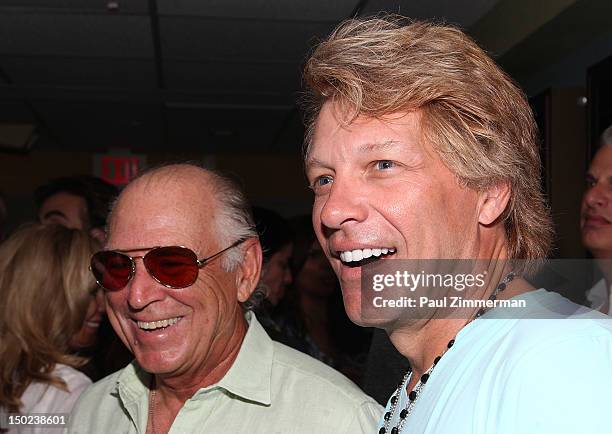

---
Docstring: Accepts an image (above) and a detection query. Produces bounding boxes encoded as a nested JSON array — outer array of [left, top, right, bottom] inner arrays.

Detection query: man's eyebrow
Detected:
[[357, 140, 403, 153], [306, 140, 404, 169], [305, 157, 328, 170]]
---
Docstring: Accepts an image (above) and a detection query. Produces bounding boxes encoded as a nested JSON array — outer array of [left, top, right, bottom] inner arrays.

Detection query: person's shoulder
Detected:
[[492, 313, 612, 433], [54, 364, 92, 392], [271, 340, 378, 405]]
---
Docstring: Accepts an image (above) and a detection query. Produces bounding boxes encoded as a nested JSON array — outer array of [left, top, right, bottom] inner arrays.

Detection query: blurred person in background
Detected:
[[35, 175, 130, 379], [249, 207, 294, 337], [0, 224, 100, 430], [278, 215, 371, 384], [582, 125, 612, 315], [35, 175, 118, 244]]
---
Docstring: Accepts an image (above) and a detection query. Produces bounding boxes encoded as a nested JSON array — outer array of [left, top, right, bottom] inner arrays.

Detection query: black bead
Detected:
[[433, 356, 441, 365], [421, 373, 430, 383], [384, 412, 391, 421], [391, 428, 399, 434], [400, 409, 408, 419], [408, 390, 417, 401], [447, 339, 455, 348], [391, 396, 398, 405], [379, 428, 386, 434], [498, 282, 506, 291]]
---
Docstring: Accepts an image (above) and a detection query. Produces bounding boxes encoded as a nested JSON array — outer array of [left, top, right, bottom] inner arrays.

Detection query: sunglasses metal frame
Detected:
[[91, 238, 245, 291]]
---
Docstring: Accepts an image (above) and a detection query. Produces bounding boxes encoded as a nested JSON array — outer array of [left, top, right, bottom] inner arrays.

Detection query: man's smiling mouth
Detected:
[[339, 247, 396, 266], [137, 316, 182, 331]]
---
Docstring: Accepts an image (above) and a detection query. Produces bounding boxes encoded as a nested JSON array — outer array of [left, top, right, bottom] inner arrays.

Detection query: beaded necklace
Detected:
[[379, 272, 515, 434]]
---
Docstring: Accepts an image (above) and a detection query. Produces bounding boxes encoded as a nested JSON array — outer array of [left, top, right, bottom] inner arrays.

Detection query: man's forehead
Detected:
[[107, 178, 214, 249], [589, 145, 612, 173], [306, 106, 425, 167]]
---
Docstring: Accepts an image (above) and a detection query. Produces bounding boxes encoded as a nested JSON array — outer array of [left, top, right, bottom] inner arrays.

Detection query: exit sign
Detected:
[[94, 151, 146, 186]]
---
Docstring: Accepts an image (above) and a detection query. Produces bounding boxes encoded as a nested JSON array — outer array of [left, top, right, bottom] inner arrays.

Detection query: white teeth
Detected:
[[339, 247, 395, 263], [137, 317, 180, 330]]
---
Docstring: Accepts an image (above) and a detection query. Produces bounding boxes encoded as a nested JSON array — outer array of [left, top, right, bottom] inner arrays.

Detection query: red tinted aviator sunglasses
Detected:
[[90, 239, 245, 291]]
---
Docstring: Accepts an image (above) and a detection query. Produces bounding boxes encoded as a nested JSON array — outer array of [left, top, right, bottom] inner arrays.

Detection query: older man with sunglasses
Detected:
[[67, 164, 381, 433]]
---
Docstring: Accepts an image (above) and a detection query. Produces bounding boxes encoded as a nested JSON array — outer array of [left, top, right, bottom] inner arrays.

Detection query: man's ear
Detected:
[[235, 237, 262, 303], [478, 182, 511, 226]]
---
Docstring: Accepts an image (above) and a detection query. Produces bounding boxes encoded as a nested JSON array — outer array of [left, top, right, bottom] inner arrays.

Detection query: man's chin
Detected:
[[132, 349, 183, 375], [343, 300, 395, 328]]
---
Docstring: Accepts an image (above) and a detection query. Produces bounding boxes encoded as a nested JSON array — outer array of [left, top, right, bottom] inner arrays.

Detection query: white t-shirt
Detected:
[[2, 364, 91, 434], [378, 289, 612, 434]]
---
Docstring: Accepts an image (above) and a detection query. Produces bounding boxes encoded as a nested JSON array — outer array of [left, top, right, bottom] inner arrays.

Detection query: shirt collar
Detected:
[[114, 311, 273, 406], [215, 311, 273, 405]]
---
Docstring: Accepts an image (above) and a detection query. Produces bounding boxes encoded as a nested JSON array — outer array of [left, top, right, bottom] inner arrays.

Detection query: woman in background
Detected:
[[280, 216, 372, 385], [249, 207, 294, 338], [0, 224, 99, 428]]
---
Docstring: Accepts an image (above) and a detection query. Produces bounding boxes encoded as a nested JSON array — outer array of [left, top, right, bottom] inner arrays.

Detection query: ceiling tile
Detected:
[[159, 0, 357, 21], [0, 101, 36, 121], [0, 13, 153, 57], [0, 1, 148, 14], [362, 0, 500, 27], [161, 17, 336, 63], [2, 57, 157, 88], [31, 101, 164, 150], [164, 60, 300, 94], [166, 106, 291, 150]]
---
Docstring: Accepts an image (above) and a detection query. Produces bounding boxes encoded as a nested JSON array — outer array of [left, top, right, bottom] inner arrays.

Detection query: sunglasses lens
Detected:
[[91, 251, 133, 291], [144, 246, 199, 288]]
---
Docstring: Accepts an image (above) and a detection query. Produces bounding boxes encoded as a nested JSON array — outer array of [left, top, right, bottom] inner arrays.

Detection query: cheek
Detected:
[[105, 293, 127, 324], [312, 200, 325, 231]]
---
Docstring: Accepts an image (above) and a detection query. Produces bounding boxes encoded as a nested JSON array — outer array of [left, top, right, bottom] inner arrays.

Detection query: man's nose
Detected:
[[584, 183, 609, 208], [318, 177, 367, 231], [126, 258, 166, 310]]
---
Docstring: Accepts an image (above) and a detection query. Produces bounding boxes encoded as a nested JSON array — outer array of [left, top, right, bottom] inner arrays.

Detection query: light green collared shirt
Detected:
[[66, 313, 382, 433]]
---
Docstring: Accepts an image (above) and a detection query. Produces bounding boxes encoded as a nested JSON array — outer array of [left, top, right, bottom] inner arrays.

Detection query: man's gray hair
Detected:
[[207, 171, 257, 272], [600, 125, 612, 147]]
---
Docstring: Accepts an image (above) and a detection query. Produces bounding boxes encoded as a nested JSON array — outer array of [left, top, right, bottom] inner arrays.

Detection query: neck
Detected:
[[388, 318, 466, 382]]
